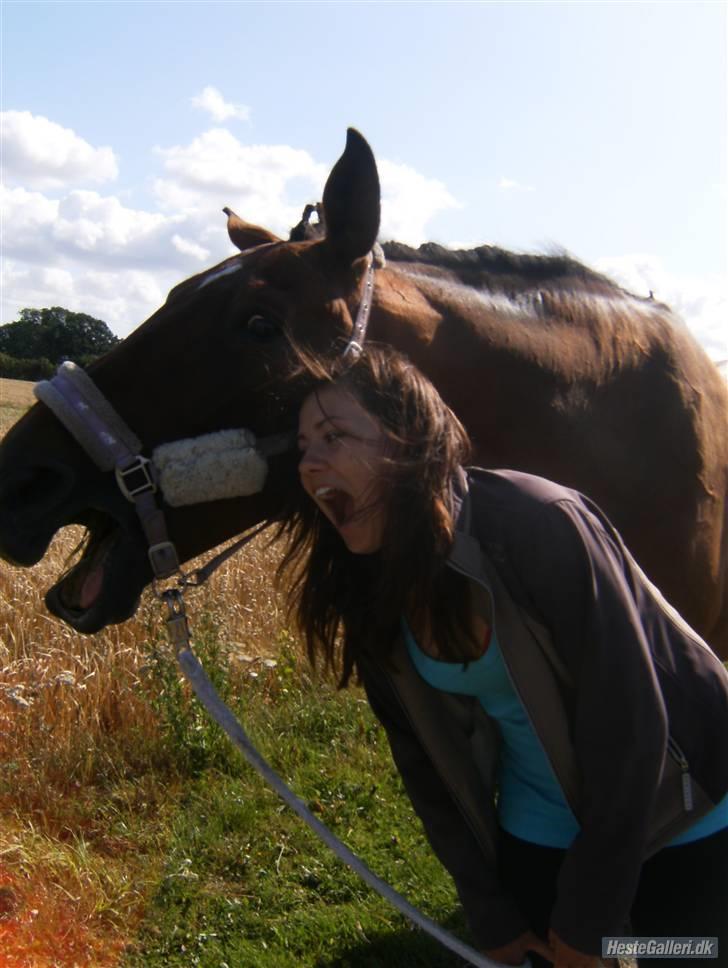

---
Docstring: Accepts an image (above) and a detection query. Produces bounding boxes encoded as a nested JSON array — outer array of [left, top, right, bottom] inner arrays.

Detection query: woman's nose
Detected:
[[299, 442, 326, 474]]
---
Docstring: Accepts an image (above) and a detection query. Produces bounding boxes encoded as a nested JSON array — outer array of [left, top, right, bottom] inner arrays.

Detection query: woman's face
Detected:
[[298, 384, 389, 554]]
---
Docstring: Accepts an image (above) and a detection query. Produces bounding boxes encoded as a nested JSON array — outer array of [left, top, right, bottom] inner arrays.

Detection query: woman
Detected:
[[280, 345, 728, 968]]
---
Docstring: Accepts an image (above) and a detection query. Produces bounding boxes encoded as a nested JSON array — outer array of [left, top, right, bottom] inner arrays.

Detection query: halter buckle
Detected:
[[148, 540, 181, 580], [115, 455, 157, 502]]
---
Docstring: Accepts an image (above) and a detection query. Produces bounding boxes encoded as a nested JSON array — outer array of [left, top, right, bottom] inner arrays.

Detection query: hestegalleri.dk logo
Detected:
[[602, 937, 719, 959]]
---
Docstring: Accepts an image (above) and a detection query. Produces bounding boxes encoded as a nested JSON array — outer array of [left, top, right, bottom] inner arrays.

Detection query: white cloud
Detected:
[[1, 258, 170, 336], [153, 128, 328, 236], [154, 132, 459, 247], [594, 253, 728, 362], [53, 190, 173, 255], [498, 176, 535, 193], [0, 185, 60, 258], [378, 159, 459, 245], [171, 234, 210, 261], [0, 110, 118, 189], [0, 184, 207, 271], [191, 86, 251, 123]]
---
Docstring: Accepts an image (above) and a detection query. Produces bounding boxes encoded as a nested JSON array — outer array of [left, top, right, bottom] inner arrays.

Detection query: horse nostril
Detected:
[[0, 465, 76, 517]]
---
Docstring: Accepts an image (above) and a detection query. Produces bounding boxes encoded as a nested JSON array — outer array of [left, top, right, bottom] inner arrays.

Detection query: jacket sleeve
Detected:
[[359, 657, 530, 950], [506, 495, 670, 954]]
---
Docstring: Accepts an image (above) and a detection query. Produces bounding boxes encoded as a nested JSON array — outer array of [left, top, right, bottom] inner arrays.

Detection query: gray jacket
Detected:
[[358, 468, 728, 954]]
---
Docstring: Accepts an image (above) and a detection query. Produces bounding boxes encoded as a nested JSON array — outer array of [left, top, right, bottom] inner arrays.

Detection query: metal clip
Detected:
[[116, 455, 157, 502], [162, 589, 190, 651]]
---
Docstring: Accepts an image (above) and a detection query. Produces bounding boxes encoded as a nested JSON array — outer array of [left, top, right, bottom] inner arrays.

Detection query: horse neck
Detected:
[[369, 259, 660, 381]]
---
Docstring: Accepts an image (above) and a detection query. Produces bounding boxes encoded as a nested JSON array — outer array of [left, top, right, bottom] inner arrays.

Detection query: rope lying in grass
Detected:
[[176, 643, 520, 968]]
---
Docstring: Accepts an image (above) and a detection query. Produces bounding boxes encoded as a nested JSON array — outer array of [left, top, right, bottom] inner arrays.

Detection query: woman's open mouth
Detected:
[[315, 486, 355, 528]]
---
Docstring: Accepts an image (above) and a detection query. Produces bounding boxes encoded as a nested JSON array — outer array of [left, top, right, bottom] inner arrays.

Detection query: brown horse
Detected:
[[0, 129, 726, 657]]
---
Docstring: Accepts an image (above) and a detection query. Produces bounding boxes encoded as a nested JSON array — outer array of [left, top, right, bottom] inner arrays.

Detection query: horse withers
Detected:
[[0, 129, 726, 658]]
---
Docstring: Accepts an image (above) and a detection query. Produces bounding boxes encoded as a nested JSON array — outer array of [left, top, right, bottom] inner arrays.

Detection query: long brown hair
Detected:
[[277, 345, 476, 686]]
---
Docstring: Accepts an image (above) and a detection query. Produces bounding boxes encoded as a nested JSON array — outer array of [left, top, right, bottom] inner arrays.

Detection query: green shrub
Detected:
[[0, 352, 54, 380]]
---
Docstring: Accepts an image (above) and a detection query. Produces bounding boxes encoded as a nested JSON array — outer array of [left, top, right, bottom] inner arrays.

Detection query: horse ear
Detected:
[[321, 129, 380, 265], [223, 207, 281, 251]]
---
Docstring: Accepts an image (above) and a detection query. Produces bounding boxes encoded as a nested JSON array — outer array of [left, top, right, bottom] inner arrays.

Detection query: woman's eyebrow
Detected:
[[312, 414, 346, 433], [296, 414, 345, 447]]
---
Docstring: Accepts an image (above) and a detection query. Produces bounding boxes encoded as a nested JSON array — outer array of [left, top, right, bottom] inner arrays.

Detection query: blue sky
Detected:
[[1, 1, 726, 360]]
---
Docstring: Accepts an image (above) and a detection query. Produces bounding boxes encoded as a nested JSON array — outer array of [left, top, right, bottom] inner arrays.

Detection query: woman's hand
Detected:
[[548, 930, 617, 968], [484, 929, 555, 965]]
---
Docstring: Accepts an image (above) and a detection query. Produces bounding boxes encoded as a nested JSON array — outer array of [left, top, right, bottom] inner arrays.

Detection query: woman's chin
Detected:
[[339, 523, 383, 555]]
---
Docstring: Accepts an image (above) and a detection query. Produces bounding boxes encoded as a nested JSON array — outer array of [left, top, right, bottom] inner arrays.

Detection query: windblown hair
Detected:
[[277, 345, 477, 687]]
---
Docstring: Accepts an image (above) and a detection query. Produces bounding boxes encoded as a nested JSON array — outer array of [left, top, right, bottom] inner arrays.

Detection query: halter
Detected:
[[343, 250, 375, 358], [32, 249, 508, 968], [33, 249, 378, 582]]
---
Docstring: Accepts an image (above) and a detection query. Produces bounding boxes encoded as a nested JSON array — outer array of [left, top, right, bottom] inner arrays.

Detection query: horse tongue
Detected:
[[80, 565, 104, 610]]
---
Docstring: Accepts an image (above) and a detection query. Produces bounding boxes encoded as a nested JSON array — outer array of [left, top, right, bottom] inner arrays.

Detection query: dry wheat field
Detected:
[[0, 378, 292, 965]]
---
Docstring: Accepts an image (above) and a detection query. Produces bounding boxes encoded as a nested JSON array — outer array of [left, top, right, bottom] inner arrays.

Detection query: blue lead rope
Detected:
[[34, 359, 523, 968], [175, 642, 524, 968]]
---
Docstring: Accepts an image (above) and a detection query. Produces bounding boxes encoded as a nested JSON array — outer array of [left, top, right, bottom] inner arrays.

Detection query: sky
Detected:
[[1, 1, 726, 361]]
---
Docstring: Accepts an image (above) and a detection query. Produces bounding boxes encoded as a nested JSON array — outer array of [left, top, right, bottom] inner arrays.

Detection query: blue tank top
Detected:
[[402, 618, 728, 849]]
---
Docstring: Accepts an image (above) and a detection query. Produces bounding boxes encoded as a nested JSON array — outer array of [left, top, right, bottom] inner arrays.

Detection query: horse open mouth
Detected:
[[46, 510, 141, 631]]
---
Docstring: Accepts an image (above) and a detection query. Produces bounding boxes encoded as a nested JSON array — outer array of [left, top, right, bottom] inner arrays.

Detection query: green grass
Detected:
[[122, 634, 473, 967]]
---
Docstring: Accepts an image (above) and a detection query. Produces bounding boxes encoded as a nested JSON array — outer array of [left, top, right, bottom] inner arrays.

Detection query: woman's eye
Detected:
[[324, 431, 343, 445], [245, 314, 280, 340]]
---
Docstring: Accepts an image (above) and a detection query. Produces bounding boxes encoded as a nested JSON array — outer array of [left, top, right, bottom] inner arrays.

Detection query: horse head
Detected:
[[0, 129, 384, 632]]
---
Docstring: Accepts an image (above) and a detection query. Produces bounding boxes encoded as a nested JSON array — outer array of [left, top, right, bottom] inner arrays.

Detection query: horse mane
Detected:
[[381, 241, 619, 293], [285, 204, 619, 293]]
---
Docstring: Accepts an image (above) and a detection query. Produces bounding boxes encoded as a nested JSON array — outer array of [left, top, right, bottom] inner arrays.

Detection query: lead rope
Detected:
[[162, 584, 508, 968], [33, 252, 523, 965], [35, 365, 513, 968]]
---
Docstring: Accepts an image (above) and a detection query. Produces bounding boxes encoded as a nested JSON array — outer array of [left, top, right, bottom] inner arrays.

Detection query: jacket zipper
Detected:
[[667, 737, 694, 812]]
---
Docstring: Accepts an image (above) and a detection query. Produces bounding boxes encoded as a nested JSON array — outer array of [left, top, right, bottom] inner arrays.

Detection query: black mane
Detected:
[[381, 241, 613, 288], [287, 206, 618, 291]]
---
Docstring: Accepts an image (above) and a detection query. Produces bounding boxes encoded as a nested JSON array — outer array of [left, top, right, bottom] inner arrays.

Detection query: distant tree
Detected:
[[0, 307, 120, 364]]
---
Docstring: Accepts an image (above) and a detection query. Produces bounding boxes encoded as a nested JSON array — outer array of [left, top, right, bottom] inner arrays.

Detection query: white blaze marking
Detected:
[[196, 261, 244, 291]]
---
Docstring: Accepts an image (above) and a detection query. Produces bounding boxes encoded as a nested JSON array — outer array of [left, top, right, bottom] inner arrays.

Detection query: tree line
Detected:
[[0, 307, 120, 380]]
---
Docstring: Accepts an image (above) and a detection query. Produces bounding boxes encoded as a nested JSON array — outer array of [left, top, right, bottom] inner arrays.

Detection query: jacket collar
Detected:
[[449, 467, 486, 580]]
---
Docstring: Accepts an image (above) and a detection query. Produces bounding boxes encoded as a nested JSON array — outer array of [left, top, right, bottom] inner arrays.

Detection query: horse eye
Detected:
[[245, 314, 280, 340]]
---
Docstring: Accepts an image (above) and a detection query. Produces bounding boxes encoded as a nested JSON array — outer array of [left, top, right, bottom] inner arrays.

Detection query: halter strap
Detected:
[[35, 362, 141, 472], [35, 361, 181, 579], [343, 252, 375, 358]]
